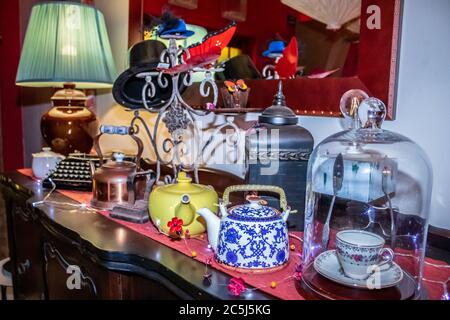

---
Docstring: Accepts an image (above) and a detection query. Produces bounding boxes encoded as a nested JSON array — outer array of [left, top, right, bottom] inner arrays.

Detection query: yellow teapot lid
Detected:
[[158, 171, 214, 195], [176, 171, 192, 183]]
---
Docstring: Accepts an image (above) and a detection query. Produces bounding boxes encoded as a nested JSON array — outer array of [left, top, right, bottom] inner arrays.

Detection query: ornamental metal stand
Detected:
[[128, 37, 240, 184]]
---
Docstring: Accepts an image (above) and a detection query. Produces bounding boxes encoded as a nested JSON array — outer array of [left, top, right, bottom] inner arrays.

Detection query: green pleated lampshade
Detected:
[[16, 2, 117, 89]]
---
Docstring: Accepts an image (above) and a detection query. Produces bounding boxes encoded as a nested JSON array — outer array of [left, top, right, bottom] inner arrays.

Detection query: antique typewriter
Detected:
[[42, 153, 101, 191]]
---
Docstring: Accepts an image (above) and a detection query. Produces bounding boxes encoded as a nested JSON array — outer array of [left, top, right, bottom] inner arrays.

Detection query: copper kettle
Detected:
[[91, 125, 151, 210]]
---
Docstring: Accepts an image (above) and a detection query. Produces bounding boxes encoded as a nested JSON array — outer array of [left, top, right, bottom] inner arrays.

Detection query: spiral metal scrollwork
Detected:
[[127, 38, 239, 184]]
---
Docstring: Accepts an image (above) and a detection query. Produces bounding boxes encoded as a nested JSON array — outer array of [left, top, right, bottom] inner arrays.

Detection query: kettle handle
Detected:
[[222, 185, 289, 212], [94, 125, 144, 169]]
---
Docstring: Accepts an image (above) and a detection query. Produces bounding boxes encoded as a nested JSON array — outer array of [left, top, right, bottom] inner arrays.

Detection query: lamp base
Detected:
[[41, 84, 99, 155], [41, 106, 98, 156]]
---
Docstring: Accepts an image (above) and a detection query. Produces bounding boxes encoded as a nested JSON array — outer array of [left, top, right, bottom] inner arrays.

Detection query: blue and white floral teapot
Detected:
[[197, 185, 293, 271]]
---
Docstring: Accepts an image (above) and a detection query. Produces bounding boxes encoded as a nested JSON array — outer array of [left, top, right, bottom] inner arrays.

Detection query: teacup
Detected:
[[336, 230, 394, 280]]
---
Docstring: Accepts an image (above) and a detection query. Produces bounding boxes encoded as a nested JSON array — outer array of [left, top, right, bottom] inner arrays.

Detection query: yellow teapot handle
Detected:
[[222, 185, 289, 212]]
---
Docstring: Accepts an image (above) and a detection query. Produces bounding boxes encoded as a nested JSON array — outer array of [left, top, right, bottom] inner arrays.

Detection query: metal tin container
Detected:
[[245, 82, 314, 230]]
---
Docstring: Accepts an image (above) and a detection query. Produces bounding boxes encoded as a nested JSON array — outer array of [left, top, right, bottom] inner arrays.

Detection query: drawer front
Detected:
[[42, 238, 187, 300], [10, 202, 46, 300], [42, 238, 115, 300]]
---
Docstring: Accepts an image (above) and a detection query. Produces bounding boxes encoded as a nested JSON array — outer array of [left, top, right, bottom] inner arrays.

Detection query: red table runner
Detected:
[[18, 169, 450, 300]]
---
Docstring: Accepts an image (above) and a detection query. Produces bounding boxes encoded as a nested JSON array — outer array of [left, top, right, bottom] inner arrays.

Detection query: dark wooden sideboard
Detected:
[[1, 171, 449, 300], [0, 172, 273, 300]]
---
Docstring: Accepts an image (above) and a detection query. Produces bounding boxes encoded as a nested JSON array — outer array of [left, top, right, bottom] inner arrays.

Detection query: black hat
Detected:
[[113, 40, 184, 110], [215, 55, 262, 80]]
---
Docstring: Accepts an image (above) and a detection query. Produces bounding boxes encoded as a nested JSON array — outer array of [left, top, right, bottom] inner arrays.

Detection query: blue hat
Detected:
[[159, 19, 194, 39], [263, 40, 286, 58]]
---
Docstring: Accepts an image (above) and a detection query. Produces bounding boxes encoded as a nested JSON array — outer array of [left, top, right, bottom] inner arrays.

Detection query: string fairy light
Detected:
[[32, 179, 94, 212], [394, 252, 450, 300], [422, 277, 450, 300]]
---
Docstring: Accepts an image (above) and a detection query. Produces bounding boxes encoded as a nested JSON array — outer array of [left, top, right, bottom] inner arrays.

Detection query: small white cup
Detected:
[[32, 147, 64, 180], [336, 230, 394, 280]]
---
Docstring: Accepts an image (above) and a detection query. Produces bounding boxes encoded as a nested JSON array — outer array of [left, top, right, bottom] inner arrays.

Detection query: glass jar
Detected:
[[302, 93, 432, 300]]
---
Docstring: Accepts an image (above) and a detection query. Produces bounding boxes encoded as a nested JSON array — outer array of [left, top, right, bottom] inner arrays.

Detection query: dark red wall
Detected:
[[0, 1, 24, 170], [143, 0, 298, 69]]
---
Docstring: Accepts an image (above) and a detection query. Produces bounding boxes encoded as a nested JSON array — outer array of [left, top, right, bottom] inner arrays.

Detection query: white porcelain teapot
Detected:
[[197, 185, 293, 271], [32, 147, 65, 179]]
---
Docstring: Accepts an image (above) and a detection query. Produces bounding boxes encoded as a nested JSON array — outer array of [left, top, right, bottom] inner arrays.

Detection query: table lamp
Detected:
[[16, 2, 117, 155]]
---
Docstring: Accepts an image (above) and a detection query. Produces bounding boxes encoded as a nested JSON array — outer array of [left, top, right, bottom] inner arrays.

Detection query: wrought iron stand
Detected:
[[128, 37, 240, 184]]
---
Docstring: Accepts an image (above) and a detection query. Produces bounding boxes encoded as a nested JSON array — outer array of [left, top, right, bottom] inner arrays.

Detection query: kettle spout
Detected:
[[197, 208, 220, 252]]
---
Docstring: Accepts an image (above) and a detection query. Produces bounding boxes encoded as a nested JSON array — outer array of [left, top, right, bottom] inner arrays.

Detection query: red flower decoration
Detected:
[[227, 277, 246, 297], [353, 254, 363, 262], [167, 217, 183, 235]]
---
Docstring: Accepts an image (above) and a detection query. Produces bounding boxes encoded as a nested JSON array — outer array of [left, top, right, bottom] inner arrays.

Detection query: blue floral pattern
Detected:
[[225, 228, 240, 244], [229, 204, 279, 220], [226, 251, 238, 264], [276, 250, 286, 263], [216, 219, 289, 269]]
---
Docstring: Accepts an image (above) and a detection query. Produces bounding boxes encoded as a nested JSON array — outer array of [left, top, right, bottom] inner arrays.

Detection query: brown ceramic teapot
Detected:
[[91, 125, 151, 210]]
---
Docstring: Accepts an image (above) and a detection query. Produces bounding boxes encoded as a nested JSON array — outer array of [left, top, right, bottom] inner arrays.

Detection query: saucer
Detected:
[[314, 250, 403, 289]]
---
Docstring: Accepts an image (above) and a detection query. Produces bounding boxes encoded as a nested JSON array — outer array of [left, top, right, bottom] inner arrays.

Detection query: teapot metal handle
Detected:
[[94, 125, 144, 170], [222, 185, 289, 212]]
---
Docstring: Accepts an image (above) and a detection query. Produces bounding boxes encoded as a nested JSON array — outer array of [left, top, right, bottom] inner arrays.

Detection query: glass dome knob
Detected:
[[340, 89, 369, 129], [358, 97, 387, 129]]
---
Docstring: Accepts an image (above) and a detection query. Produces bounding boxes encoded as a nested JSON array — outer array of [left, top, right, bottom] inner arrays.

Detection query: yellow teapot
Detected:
[[148, 172, 218, 236]]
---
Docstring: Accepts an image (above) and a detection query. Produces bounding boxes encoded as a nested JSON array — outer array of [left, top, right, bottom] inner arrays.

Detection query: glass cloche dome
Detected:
[[301, 92, 433, 300]]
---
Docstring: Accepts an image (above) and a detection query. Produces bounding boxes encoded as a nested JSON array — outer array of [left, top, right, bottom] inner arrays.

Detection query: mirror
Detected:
[[128, 0, 402, 119]]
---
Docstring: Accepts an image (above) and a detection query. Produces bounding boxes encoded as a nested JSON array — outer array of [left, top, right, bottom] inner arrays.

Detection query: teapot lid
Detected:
[[103, 152, 136, 170], [176, 171, 192, 183], [32, 147, 64, 158], [158, 171, 215, 195], [229, 196, 280, 221]]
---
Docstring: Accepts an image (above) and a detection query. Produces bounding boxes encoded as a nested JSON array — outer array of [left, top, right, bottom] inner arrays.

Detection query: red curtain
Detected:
[[0, 0, 24, 170]]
